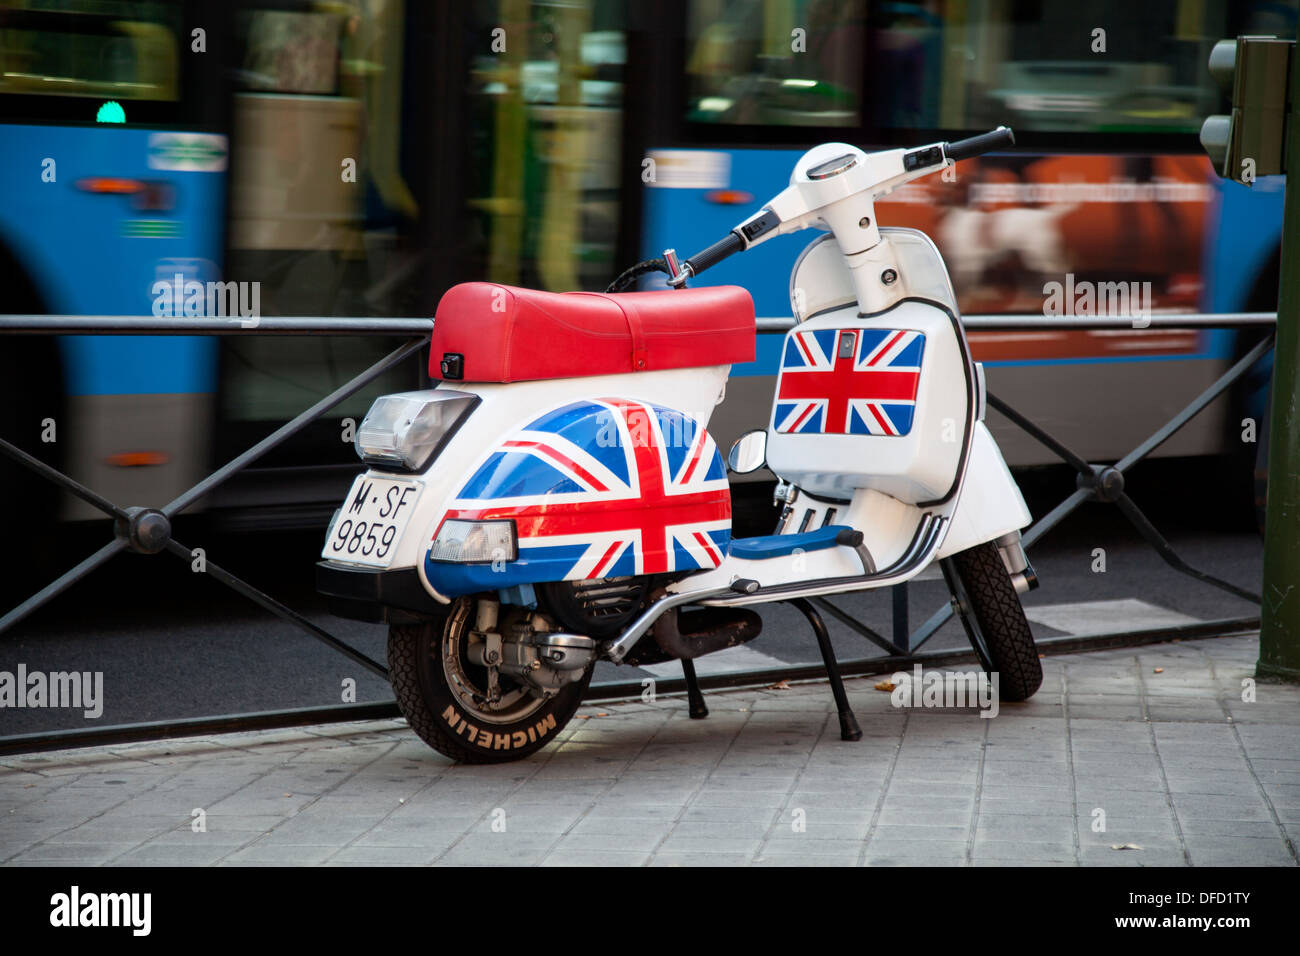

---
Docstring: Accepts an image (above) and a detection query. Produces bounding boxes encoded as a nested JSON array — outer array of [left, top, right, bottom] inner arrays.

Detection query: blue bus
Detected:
[[0, 0, 1289, 574], [1, 0, 630, 553], [1, 1, 441, 547], [630, 0, 1289, 475]]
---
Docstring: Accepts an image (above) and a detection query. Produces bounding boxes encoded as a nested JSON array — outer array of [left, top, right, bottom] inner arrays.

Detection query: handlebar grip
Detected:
[[684, 231, 745, 277], [944, 126, 1015, 163]]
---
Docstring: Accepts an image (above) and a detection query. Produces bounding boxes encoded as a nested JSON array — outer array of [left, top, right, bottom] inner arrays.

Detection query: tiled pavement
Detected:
[[1, 633, 1297, 867]]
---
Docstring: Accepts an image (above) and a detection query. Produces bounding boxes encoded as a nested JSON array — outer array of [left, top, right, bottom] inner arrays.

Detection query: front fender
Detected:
[[936, 422, 1031, 558]]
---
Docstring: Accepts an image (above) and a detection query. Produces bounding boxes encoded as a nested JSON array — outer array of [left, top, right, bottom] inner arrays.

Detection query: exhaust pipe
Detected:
[[652, 606, 763, 660]]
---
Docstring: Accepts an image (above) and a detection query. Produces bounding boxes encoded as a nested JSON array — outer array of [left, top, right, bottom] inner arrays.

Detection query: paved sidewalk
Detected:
[[2, 634, 1297, 867]]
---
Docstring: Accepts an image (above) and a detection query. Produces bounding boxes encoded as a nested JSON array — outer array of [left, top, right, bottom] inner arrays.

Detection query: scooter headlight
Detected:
[[429, 519, 517, 563], [355, 390, 478, 472]]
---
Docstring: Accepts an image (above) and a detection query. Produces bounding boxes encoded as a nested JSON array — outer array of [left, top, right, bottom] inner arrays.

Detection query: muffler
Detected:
[[652, 606, 763, 660]]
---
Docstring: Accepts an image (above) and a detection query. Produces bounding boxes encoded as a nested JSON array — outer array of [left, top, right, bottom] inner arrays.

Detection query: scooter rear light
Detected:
[[355, 390, 478, 472], [429, 519, 517, 564]]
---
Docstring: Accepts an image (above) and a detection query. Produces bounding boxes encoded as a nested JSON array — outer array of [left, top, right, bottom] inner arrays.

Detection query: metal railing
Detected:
[[0, 311, 1273, 755], [0, 316, 431, 682]]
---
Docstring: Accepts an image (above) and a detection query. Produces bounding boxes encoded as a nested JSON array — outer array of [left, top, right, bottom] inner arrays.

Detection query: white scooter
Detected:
[[318, 126, 1041, 763]]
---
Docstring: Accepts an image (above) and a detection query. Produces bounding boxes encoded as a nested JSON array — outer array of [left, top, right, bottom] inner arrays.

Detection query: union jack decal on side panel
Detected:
[[426, 399, 731, 595], [774, 327, 925, 436]]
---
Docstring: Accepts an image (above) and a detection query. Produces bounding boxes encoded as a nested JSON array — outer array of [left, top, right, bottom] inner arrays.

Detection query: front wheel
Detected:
[[941, 541, 1043, 702], [388, 598, 591, 763]]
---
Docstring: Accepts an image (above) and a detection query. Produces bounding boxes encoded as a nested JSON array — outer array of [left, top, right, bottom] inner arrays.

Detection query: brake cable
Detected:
[[604, 258, 674, 294]]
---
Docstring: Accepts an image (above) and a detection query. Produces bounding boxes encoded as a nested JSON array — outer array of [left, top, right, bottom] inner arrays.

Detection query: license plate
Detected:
[[321, 475, 421, 568]]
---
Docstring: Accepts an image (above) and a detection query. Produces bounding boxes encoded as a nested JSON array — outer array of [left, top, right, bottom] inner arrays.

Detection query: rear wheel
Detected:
[[942, 541, 1042, 702], [388, 597, 591, 763]]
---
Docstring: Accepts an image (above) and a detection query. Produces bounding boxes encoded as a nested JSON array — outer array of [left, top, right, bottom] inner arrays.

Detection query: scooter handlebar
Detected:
[[667, 128, 1013, 286], [944, 126, 1015, 163], [683, 231, 745, 279]]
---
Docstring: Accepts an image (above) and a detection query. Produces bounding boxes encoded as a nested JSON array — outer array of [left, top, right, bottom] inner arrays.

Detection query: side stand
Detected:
[[788, 598, 862, 741], [680, 658, 709, 718]]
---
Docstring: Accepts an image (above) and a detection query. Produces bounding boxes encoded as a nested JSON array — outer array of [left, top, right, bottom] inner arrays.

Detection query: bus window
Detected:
[[875, 0, 1297, 137], [679, 1, 1298, 143], [464, 0, 627, 293], [685, 0, 864, 126], [237, 7, 343, 95], [0, 1, 180, 102], [218, 0, 419, 470]]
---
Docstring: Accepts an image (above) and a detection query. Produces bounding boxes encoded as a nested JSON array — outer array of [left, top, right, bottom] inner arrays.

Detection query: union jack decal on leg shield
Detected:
[[774, 327, 925, 436], [424, 399, 731, 596]]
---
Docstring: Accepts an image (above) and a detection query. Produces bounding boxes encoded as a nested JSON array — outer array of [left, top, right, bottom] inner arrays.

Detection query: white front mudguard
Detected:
[[935, 421, 1031, 558]]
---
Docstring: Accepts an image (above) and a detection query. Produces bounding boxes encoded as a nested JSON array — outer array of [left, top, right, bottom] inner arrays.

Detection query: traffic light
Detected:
[[1199, 36, 1292, 185]]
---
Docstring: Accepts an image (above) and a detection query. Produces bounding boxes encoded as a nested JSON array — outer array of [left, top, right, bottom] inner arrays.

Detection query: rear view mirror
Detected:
[[728, 430, 768, 474]]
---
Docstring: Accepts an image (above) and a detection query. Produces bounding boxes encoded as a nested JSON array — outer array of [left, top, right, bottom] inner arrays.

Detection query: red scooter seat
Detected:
[[429, 282, 755, 383]]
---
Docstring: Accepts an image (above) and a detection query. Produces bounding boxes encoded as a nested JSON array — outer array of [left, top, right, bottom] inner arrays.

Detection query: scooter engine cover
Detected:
[[765, 299, 973, 503], [421, 398, 732, 597]]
